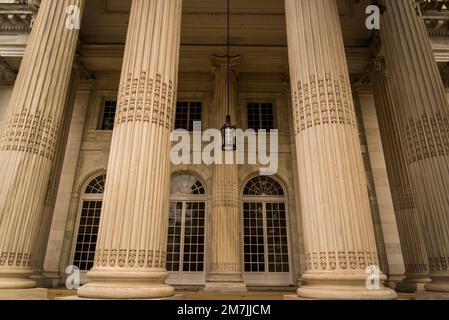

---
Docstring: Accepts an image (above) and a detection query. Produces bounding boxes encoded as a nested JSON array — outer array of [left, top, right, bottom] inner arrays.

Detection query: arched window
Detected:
[[167, 174, 207, 285], [243, 176, 291, 285], [72, 174, 106, 271], [244, 176, 284, 196]]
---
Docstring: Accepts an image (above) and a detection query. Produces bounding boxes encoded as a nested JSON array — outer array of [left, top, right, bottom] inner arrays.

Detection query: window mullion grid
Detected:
[[179, 202, 187, 273], [262, 202, 269, 276]]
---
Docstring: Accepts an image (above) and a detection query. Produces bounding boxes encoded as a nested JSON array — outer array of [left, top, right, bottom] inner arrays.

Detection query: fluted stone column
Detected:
[[204, 56, 246, 293], [381, 0, 449, 292], [285, 0, 396, 299], [31, 61, 80, 287], [77, 0, 182, 299], [368, 57, 430, 292], [0, 0, 85, 289]]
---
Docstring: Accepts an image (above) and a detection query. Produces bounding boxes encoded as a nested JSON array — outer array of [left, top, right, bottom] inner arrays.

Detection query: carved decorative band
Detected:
[[390, 185, 415, 211], [115, 72, 176, 130], [402, 113, 449, 165], [305, 251, 379, 271], [94, 249, 167, 269], [0, 252, 32, 268], [429, 256, 449, 272], [211, 263, 241, 273], [292, 73, 357, 135], [0, 110, 59, 160], [213, 183, 239, 208], [405, 262, 429, 274]]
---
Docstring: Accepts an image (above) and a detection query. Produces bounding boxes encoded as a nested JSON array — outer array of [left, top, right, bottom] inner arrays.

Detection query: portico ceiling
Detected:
[[81, 0, 372, 46], [80, 0, 373, 74]]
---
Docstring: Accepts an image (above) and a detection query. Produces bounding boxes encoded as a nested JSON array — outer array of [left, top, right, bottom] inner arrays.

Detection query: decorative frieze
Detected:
[[402, 113, 449, 165], [95, 249, 167, 269], [292, 73, 356, 135], [305, 251, 379, 271], [0, 110, 59, 161], [115, 73, 175, 130], [0, 252, 32, 268]]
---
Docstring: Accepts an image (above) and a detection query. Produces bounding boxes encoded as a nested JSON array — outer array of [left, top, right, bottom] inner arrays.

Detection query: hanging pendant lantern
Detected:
[[221, 0, 237, 152], [222, 115, 236, 151]]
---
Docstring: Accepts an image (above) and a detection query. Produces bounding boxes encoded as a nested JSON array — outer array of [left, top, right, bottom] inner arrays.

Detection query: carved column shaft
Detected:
[[78, 0, 183, 299], [205, 57, 246, 292], [369, 57, 430, 292], [381, 0, 449, 292], [285, 0, 395, 299], [0, 0, 84, 289], [31, 63, 79, 284]]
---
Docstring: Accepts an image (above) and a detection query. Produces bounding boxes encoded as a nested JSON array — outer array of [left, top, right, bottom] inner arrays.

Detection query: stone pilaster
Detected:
[[0, 0, 85, 289], [368, 57, 430, 293], [42, 78, 94, 287], [77, 0, 183, 299], [381, 0, 449, 292], [285, 0, 396, 299], [204, 56, 246, 293]]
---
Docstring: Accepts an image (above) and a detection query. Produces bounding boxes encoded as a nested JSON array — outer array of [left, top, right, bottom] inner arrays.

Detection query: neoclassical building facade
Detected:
[[0, 0, 448, 300]]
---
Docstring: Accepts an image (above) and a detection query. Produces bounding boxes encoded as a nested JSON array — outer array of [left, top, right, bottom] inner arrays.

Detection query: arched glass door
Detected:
[[166, 174, 207, 285], [242, 176, 292, 286], [72, 174, 106, 283]]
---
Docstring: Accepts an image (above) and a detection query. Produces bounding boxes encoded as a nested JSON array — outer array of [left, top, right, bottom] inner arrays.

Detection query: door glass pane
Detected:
[[74, 200, 102, 271], [266, 203, 289, 272], [167, 202, 183, 272], [183, 202, 205, 272], [243, 202, 265, 272]]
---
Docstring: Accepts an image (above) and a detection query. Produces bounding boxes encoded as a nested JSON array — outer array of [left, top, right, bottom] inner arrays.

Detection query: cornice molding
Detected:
[[0, 0, 41, 32]]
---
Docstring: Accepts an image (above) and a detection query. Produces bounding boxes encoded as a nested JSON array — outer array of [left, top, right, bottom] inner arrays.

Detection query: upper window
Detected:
[[244, 176, 284, 196], [99, 100, 117, 130], [175, 101, 202, 131], [85, 174, 106, 194], [247, 102, 275, 131], [170, 174, 206, 195]]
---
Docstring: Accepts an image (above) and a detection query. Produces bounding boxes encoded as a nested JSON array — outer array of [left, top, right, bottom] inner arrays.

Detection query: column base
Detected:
[[77, 268, 174, 299], [58, 294, 186, 301], [297, 272, 397, 300], [31, 272, 52, 288], [204, 282, 248, 294], [0, 269, 36, 289], [394, 274, 431, 293], [204, 272, 247, 293], [425, 274, 449, 293], [384, 274, 405, 289]]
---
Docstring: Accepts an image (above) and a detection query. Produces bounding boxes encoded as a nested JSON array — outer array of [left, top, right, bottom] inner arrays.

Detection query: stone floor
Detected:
[[0, 288, 448, 300]]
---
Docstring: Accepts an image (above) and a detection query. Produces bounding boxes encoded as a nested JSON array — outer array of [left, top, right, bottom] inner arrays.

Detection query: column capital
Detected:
[[367, 56, 388, 77], [0, 58, 17, 85], [211, 55, 243, 71], [73, 54, 95, 88]]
